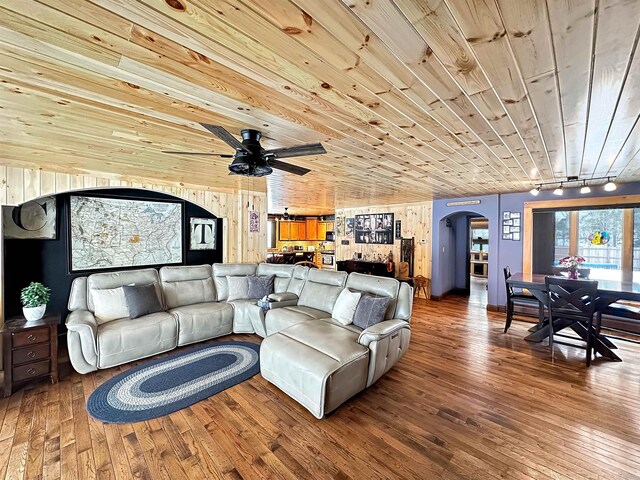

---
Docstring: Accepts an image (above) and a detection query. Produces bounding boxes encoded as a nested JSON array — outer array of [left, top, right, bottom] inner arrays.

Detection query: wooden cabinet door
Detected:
[[318, 222, 327, 241], [298, 222, 307, 240], [306, 218, 318, 240], [290, 222, 299, 240], [279, 222, 291, 240], [326, 222, 334, 231]]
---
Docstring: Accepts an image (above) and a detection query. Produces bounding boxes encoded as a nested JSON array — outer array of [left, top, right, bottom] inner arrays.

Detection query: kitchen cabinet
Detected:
[[290, 222, 300, 240], [306, 218, 318, 240], [279, 222, 291, 240], [318, 222, 327, 241], [298, 222, 307, 240], [325, 221, 334, 231]]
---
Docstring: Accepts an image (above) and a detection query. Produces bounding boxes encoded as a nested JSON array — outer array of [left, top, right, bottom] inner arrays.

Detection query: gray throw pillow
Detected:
[[352, 294, 391, 330], [247, 275, 275, 299], [123, 284, 163, 319]]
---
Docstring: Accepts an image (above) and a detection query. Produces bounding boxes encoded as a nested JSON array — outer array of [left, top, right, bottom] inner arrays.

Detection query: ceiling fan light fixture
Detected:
[[604, 177, 617, 191], [282, 207, 289, 220], [228, 156, 251, 174]]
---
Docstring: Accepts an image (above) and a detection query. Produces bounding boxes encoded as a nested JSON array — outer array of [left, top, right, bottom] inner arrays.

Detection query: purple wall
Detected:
[[431, 181, 640, 308]]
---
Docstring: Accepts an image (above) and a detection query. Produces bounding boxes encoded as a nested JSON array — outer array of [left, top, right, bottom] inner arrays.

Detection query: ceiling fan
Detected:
[[163, 124, 326, 177]]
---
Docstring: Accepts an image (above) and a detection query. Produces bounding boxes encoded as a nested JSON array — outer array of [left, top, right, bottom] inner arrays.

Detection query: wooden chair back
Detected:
[[545, 277, 598, 323]]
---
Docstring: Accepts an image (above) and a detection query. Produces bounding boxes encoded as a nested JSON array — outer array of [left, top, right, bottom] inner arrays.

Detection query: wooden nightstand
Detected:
[[2, 314, 59, 397]]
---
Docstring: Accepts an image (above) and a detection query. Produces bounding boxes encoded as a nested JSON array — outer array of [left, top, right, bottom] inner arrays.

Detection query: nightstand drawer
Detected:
[[13, 360, 50, 382], [13, 344, 50, 365], [12, 327, 50, 347]]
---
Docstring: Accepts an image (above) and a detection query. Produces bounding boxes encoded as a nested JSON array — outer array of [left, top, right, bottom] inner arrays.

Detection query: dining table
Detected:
[[506, 272, 640, 362]]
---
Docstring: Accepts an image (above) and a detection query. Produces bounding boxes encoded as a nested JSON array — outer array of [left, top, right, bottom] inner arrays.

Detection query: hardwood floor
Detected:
[[1, 296, 639, 480]]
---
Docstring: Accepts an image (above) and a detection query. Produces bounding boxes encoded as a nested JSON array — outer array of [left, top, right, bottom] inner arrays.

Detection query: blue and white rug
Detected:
[[87, 341, 260, 423]]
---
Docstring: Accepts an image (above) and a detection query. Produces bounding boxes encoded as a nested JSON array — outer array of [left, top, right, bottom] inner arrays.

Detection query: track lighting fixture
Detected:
[[529, 176, 617, 195]]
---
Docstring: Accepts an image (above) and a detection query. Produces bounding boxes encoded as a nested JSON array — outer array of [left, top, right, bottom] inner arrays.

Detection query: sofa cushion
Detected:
[[92, 287, 129, 324], [88, 268, 163, 312], [247, 275, 274, 299], [286, 265, 310, 296], [227, 276, 249, 301], [160, 265, 216, 309], [352, 294, 391, 330], [162, 278, 216, 309], [227, 299, 261, 334], [332, 288, 362, 326], [212, 263, 257, 301], [123, 284, 163, 319], [346, 273, 400, 320], [260, 321, 369, 418], [297, 269, 348, 313], [256, 263, 295, 293], [97, 312, 177, 368], [265, 305, 328, 336], [169, 302, 233, 346]]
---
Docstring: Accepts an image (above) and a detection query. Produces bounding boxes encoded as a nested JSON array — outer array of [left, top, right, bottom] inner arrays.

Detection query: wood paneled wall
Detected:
[[335, 202, 432, 279]]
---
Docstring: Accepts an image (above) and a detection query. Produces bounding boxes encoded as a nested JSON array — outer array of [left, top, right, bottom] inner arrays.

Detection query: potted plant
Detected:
[[20, 282, 50, 322], [559, 255, 586, 280]]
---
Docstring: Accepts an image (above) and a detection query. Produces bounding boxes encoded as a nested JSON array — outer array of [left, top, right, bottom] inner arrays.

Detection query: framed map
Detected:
[[69, 195, 183, 272]]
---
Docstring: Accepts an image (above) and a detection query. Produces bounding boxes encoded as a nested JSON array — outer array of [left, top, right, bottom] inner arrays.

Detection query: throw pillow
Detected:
[[332, 288, 362, 326], [123, 284, 163, 319], [247, 275, 275, 299], [352, 294, 391, 330], [92, 287, 129, 324], [227, 276, 249, 301]]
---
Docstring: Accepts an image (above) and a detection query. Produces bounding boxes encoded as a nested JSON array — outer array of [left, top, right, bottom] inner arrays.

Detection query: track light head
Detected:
[[604, 178, 617, 192]]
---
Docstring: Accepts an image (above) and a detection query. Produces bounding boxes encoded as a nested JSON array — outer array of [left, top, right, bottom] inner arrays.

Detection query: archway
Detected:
[[432, 207, 498, 309]]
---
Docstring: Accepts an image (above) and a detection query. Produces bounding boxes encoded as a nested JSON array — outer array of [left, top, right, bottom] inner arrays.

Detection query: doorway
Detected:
[[468, 218, 488, 307]]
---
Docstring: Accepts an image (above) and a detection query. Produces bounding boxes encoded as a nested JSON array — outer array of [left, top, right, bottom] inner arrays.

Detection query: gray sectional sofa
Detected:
[[66, 263, 413, 418]]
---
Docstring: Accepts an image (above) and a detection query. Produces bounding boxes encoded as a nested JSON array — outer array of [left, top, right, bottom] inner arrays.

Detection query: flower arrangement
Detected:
[[559, 255, 585, 279]]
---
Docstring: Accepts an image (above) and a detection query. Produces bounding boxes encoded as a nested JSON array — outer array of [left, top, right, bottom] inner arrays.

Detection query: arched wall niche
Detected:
[[0, 166, 267, 327]]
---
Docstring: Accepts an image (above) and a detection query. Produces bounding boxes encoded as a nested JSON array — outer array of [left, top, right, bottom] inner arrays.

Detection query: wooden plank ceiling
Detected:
[[1, 0, 640, 212]]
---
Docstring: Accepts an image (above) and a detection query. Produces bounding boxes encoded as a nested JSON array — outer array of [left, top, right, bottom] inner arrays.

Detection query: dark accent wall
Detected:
[[3, 189, 223, 322], [532, 211, 556, 275]]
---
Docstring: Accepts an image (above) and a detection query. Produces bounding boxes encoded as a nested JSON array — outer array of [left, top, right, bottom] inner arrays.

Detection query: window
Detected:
[[554, 211, 570, 264], [577, 209, 623, 281]]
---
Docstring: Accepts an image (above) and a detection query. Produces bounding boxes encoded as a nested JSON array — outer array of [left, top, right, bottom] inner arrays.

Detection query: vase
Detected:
[[568, 268, 578, 280], [23, 305, 46, 322]]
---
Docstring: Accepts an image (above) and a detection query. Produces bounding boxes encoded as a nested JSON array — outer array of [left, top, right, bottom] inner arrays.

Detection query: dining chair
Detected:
[[413, 275, 431, 300], [545, 277, 599, 365], [503, 266, 541, 333]]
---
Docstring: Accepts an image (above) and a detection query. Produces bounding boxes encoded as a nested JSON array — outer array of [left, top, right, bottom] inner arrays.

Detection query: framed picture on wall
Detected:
[[249, 211, 260, 233], [3, 196, 57, 239], [191, 217, 217, 250], [345, 218, 354, 237], [69, 195, 183, 271], [354, 213, 394, 244], [395, 219, 402, 239]]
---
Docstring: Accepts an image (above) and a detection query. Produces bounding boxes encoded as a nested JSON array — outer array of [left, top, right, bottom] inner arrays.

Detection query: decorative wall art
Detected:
[[345, 218, 354, 237], [395, 219, 402, 239], [502, 211, 521, 241], [354, 213, 394, 245], [190, 217, 217, 250], [335, 216, 344, 236], [69, 195, 183, 271], [249, 211, 260, 233], [3, 196, 57, 239]]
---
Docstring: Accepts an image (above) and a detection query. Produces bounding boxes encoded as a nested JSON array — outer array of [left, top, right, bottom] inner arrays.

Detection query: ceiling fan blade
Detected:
[[263, 143, 326, 159], [269, 159, 311, 176], [162, 151, 234, 158], [200, 124, 251, 153]]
